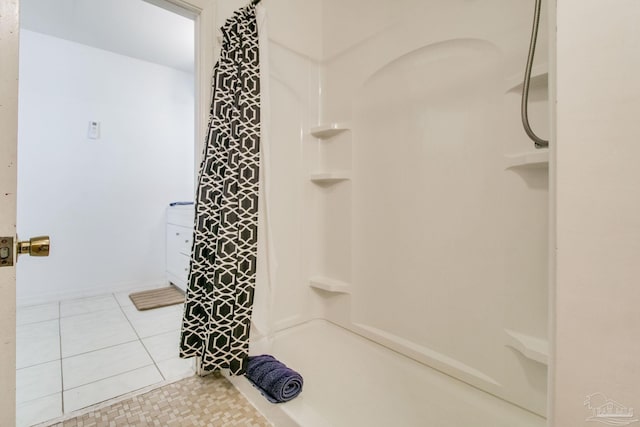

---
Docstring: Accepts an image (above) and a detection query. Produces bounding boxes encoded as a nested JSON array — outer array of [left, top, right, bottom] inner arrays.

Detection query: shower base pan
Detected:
[[226, 319, 545, 427]]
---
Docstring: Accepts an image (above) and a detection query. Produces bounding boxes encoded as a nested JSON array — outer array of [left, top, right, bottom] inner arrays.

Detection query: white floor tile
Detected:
[[122, 305, 183, 338], [142, 329, 181, 362], [16, 360, 62, 403], [156, 357, 195, 381], [60, 308, 138, 357], [17, 302, 59, 326], [17, 293, 193, 419], [16, 319, 60, 369], [16, 360, 62, 404], [63, 365, 163, 413], [113, 290, 135, 308], [62, 340, 154, 390], [16, 393, 62, 427], [60, 294, 120, 318]]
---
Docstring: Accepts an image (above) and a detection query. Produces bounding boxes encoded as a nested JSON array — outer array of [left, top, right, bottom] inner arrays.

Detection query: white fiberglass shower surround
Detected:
[[218, 0, 550, 425]]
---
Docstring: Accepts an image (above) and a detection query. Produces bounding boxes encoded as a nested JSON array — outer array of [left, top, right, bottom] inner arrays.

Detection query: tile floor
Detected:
[[16, 289, 195, 427], [48, 372, 271, 427]]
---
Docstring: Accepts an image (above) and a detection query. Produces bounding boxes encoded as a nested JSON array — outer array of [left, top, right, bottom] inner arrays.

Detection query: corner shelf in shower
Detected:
[[504, 329, 549, 365], [504, 148, 549, 170], [309, 172, 351, 183], [505, 63, 549, 93], [310, 122, 350, 139], [309, 276, 351, 294]]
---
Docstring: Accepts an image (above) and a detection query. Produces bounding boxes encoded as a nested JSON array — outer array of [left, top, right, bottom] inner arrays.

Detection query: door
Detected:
[[0, 1, 214, 425], [0, 1, 20, 425]]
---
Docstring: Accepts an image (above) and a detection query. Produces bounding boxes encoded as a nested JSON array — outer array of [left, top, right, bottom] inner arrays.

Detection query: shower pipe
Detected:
[[521, 0, 549, 148]]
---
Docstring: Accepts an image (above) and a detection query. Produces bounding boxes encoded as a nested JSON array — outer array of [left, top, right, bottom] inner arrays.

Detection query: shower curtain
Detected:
[[180, 4, 261, 375]]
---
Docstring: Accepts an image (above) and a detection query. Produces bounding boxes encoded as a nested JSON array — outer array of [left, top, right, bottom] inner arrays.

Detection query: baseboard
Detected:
[[17, 278, 169, 307]]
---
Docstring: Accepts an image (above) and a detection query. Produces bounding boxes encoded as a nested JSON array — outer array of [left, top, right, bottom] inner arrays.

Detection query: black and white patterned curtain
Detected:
[[180, 5, 260, 375]]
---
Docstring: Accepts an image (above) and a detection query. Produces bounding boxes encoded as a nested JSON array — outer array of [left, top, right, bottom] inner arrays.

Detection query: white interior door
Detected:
[[0, 1, 20, 425]]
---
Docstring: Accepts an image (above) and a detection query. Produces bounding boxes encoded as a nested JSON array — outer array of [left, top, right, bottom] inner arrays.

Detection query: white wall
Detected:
[[17, 29, 194, 305], [317, 0, 549, 416], [554, 1, 640, 425], [217, 0, 322, 61]]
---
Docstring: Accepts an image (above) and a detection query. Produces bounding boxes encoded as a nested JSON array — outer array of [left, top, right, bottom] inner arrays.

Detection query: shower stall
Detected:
[[217, 0, 551, 425]]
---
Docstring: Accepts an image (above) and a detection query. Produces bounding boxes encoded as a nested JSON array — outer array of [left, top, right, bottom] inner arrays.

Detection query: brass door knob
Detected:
[[17, 236, 50, 257]]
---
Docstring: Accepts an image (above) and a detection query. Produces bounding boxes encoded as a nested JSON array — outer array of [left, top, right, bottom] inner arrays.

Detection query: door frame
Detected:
[[156, 0, 217, 170], [0, 0, 20, 425], [0, 1, 215, 425]]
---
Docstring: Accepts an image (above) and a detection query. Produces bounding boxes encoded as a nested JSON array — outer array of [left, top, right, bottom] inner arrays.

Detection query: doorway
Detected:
[[15, 1, 196, 425]]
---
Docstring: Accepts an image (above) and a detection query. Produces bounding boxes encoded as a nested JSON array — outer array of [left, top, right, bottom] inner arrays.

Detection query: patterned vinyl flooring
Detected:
[[47, 373, 272, 427]]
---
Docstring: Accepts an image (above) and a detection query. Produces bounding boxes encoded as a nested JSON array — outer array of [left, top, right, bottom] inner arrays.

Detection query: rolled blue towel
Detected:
[[245, 354, 303, 403]]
